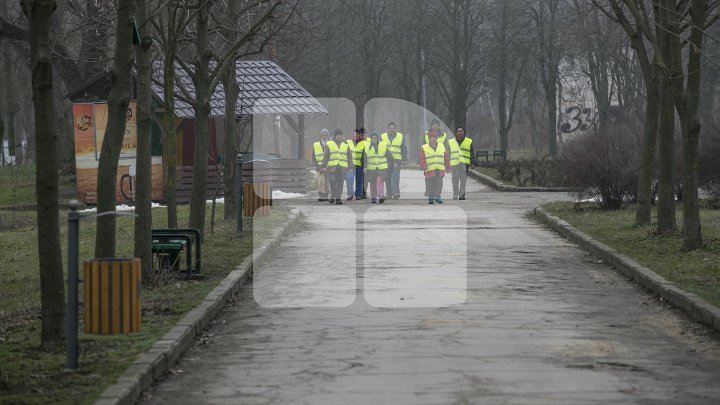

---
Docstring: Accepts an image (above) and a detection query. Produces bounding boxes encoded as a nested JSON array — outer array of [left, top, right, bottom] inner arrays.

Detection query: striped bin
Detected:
[[83, 258, 141, 335], [243, 182, 272, 217]]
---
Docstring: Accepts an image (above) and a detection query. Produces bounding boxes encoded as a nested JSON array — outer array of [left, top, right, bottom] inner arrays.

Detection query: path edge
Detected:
[[468, 167, 580, 193], [533, 206, 720, 334], [93, 208, 302, 405]]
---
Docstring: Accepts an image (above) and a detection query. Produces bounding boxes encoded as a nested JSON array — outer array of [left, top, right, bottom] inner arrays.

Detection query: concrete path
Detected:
[[141, 170, 720, 405]]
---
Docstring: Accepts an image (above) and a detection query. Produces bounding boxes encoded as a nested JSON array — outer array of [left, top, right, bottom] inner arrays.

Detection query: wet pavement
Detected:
[[141, 170, 720, 405]]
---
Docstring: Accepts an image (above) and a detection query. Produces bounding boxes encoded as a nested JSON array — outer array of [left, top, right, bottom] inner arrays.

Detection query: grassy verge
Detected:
[[0, 203, 290, 405], [0, 166, 36, 207], [541, 202, 720, 307], [474, 166, 502, 182]]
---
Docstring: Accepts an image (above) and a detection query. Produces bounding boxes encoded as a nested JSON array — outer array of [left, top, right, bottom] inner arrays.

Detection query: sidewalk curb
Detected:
[[469, 167, 580, 193], [533, 206, 720, 334], [94, 209, 302, 405]]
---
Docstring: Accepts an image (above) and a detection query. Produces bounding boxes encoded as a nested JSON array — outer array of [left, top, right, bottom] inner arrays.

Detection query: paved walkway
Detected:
[[142, 170, 720, 404]]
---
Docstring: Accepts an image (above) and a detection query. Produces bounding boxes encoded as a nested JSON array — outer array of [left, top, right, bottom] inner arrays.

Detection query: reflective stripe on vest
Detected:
[[327, 141, 349, 168], [448, 137, 472, 166], [380, 132, 403, 160], [313, 142, 325, 165], [365, 142, 389, 170], [345, 140, 356, 166], [348, 139, 365, 166], [425, 132, 447, 145], [422, 143, 446, 171]]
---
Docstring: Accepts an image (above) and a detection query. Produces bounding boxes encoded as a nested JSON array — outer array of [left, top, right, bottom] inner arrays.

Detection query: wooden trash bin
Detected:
[[83, 258, 141, 335], [243, 182, 272, 217]]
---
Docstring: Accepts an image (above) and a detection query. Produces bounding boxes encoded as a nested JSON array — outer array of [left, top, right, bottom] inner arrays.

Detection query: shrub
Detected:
[[479, 157, 568, 187], [561, 128, 639, 210]]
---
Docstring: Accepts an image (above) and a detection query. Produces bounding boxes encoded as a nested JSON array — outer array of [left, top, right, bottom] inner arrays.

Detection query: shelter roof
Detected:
[[152, 60, 327, 119]]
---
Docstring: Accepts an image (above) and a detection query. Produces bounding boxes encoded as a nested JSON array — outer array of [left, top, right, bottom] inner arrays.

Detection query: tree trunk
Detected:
[[188, 3, 212, 236], [21, 0, 65, 349], [547, 86, 558, 157], [655, 3, 677, 235], [222, 0, 240, 221], [656, 74, 677, 234], [678, 0, 707, 250], [135, 0, 153, 282], [635, 67, 659, 225], [95, 0, 136, 258], [0, 111, 3, 166], [498, 60, 508, 152], [163, 48, 178, 229], [223, 72, 238, 221]]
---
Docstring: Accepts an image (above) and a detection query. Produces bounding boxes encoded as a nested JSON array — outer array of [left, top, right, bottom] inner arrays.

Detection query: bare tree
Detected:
[[665, 0, 716, 249], [429, 0, 488, 130], [591, 0, 660, 226], [20, 0, 65, 349], [176, 0, 282, 236], [526, 0, 566, 157], [491, 0, 528, 152], [155, 0, 194, 229], [596, 0, 719, 247], [135, 0, 153, 281], [220, 0, 241, 221], [95, 0, 137, 258]]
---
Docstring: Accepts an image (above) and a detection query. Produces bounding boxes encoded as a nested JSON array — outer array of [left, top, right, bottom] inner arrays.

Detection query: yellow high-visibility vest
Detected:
[[313, 142, 325, 165], [345, 140, 356, 166], [422, 143, 446, 171], [365, 142, 389, 170], [347, 139, 365, 167], [448, 137, 473, 166], [326, 141, 349, 168], [380, 132, 403, 160], [425, 131, 447, 145]]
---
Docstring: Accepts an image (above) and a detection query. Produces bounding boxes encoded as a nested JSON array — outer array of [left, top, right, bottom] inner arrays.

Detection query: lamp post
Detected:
[[65, 200, 80, 372]]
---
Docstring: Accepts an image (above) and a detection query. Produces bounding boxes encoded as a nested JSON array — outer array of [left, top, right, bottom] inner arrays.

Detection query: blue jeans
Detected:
[[354, 167, 365, 198]]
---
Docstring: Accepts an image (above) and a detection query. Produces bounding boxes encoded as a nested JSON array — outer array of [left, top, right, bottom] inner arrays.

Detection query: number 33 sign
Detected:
[[560, 106, 594, 134]]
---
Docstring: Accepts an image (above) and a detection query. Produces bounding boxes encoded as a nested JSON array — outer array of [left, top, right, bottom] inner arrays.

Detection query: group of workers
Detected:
[[313, 119, 476, 204]]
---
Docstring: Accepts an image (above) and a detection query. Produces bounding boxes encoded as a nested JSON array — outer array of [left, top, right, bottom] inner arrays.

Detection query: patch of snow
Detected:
[[78, 202, 165, 213], [272, 191, 307, 199]]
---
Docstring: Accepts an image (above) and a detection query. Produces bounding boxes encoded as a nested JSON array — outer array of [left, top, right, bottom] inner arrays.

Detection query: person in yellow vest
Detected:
[[365, 132, 394, 203], [381, 122, 408, 200], [345, 129, 366, 200], [313, 129, 330, 201], [323, 128, 352, 205], [420, 131, 451, 204], [424, 119, 448, 146], [423, 119, 448, 197], [448, 127, 476, 200]]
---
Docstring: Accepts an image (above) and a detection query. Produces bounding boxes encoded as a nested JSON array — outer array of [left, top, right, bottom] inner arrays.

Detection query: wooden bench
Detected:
[[151, 228, 201, 278], [493, 150, 507, 160], [475, 150, 490, 162]]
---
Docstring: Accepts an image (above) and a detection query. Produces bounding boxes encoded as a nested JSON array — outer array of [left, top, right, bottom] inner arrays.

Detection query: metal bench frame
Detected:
[[151, 228, 201, 278]]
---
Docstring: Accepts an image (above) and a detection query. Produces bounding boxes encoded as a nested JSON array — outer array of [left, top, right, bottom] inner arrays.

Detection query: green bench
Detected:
[[151, 228, 201, 278], [476, 150, 490, 161], [493, 150, 507, 160]]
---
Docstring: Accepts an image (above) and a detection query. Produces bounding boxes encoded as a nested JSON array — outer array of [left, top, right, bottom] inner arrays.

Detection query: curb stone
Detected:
[[469, 167, 580, 193], [534, 206, 720, 334], [94, 208, 302, 405]]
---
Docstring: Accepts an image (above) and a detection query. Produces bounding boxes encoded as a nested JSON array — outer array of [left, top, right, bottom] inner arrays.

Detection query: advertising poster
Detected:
[[73, 101, 164, 204]]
